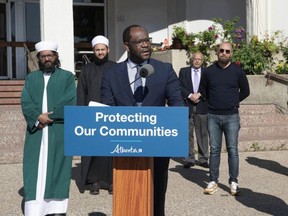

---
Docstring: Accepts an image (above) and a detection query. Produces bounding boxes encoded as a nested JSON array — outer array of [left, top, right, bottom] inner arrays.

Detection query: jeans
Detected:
[[208, 113, 240, 183]]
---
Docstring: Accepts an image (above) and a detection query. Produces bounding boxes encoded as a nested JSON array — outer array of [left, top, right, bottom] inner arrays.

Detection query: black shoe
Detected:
[[108, 184, 113, 195], [199, 162, 209, 168], [183, 162, 195, 168], [90, 182, 100, 195]]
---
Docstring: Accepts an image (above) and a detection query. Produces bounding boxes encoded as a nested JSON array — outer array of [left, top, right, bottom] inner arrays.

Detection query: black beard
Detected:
[[218, 56, 231, 66], [39, 61, 57, 73], [94, 54, 108, 65]]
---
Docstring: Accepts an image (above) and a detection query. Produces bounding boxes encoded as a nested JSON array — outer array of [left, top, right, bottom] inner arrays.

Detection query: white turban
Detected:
[[35, 41, 58, 53], [91, 35, 109, 47]]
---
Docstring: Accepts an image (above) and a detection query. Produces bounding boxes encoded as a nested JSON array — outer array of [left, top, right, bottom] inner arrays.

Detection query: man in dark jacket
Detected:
[[101, 25, 184, 216], [179, 51, 209, 169], [77, 35, 116, 195], [196, 42, 250, 196]]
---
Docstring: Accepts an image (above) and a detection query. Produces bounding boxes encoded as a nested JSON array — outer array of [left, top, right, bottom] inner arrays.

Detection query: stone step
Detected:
[[0, 149, 23, 164], [240, 113, 288, 126], [0, 134, 24, 149], [0, 104, 287, 164], [0, 92, 22, 98], [0, 98, 21, 105], [0, 80, 25, 85], [238, 136, 287, 152], [239, 125, 288, 137], [0, 107, 26, 149], [0, 80, 24, 106], [1, 137, 287, 164], [0, 106, 24, 121], [239, 104, 280, 115], [0, 85, 23, 92], [0, 121, 26, 134]]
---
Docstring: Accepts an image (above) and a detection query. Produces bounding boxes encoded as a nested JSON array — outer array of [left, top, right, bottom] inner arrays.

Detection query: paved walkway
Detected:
[[1, 151, 287, 216]]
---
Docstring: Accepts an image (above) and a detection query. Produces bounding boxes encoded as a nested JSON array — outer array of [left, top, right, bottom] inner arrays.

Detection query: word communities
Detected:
[[74, 126, 178, 137], [73, 112, 179, 137]]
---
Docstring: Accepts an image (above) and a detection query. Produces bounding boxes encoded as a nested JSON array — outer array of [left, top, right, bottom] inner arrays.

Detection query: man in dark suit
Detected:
[[179, 51, 209, 168], [101, 25, 184, 216]]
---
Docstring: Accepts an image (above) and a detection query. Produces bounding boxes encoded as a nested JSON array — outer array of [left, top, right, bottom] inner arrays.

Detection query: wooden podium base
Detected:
[[113, 157, 154, 216]]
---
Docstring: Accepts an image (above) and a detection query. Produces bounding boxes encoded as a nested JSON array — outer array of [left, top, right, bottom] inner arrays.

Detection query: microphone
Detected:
[[107, 64, 154, 100], [139, 64, 154, 78]]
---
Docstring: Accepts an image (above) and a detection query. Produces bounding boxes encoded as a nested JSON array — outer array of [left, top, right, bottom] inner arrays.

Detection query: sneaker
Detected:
[[204, 181, 218, 195], [230, 182, 239, 196]]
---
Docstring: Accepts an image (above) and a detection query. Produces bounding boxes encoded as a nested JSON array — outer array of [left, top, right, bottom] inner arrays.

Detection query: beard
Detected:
[[94, 54, 108, 65], [39, 60, 58, 74], [218, 55, 231, 66]]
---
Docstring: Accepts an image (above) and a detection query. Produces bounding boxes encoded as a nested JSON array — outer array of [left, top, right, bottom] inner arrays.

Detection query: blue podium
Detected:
[[65, 106, 188, 216]]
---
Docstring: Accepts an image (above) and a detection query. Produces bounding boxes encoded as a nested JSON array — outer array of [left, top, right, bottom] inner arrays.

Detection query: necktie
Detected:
[[134, 65, 143, 106], [193, 69, 199, 93], [134, 65, 142, 92]]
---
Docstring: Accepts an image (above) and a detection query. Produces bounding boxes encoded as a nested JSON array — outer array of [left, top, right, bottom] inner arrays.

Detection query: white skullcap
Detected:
[[35, 41, 58, 53], [91, 35, 109, 47]]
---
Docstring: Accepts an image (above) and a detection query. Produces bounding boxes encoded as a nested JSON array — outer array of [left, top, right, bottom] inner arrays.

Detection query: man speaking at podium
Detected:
[[101, 25, 184, 216]]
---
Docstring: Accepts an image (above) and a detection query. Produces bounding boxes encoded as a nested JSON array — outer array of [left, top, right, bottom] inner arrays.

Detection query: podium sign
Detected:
[[64, 106, 188, 157]]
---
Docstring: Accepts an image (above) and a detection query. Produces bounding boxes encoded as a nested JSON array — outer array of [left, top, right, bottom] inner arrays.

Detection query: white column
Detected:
[[246, 0, 269, 39], [40, 0, 74, 74]]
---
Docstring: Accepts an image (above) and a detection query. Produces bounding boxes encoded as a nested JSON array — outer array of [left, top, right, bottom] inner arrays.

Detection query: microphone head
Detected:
[[139, 64, 154, 78]]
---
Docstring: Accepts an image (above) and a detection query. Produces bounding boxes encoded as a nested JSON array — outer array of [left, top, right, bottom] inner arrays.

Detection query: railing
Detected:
[[0, 41, 93, 76], [0, 41, 92, 50], [0, 41, 36, 49], [265, 72, 288, 86]]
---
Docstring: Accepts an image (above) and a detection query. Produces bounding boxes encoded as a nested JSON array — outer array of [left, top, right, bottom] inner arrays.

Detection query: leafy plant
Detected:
[[250, 142, 261, 151], [171, 17, 288, 74], [172, 17, 246, 65], [172, 26, 186, 41], [233, 33, 281, 74], [276, 40, 288, 74]]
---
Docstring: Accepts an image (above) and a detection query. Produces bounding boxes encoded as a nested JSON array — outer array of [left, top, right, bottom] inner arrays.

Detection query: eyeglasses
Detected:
[[219, 49, 231, 54], [39, 54, 55, 60], [129, 38, 152, 47]]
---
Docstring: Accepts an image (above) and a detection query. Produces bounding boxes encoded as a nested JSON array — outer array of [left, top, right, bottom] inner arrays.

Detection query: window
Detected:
[[73, 1, 106, 76], [73, 5, 105, 43], [0, 3, 7, 77], [25, 2, 40, 42]]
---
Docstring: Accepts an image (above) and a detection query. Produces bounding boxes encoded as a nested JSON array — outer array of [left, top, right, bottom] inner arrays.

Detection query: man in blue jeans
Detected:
[[193, 42, 250, 195]]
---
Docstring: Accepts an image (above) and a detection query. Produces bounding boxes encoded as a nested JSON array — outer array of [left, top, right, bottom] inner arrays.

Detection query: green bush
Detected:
[[172, 17, 288, 74]]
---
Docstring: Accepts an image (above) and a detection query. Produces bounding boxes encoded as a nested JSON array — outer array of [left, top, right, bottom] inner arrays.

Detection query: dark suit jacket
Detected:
[[101, 58, 184, 107], [179, 66, 208, 115], [101, 58, 184, 216]]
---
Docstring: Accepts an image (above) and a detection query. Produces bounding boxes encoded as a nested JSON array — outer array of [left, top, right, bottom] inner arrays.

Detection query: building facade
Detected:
[[0, 0, 286, 79]]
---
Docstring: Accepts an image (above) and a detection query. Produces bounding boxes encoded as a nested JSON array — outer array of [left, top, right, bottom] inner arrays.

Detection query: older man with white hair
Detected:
[[77, 35, 116, 195], [21, 41, 76, 216]]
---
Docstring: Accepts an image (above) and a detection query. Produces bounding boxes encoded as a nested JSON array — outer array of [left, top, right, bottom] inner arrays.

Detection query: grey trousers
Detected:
[[185, 113, 209, 164]]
